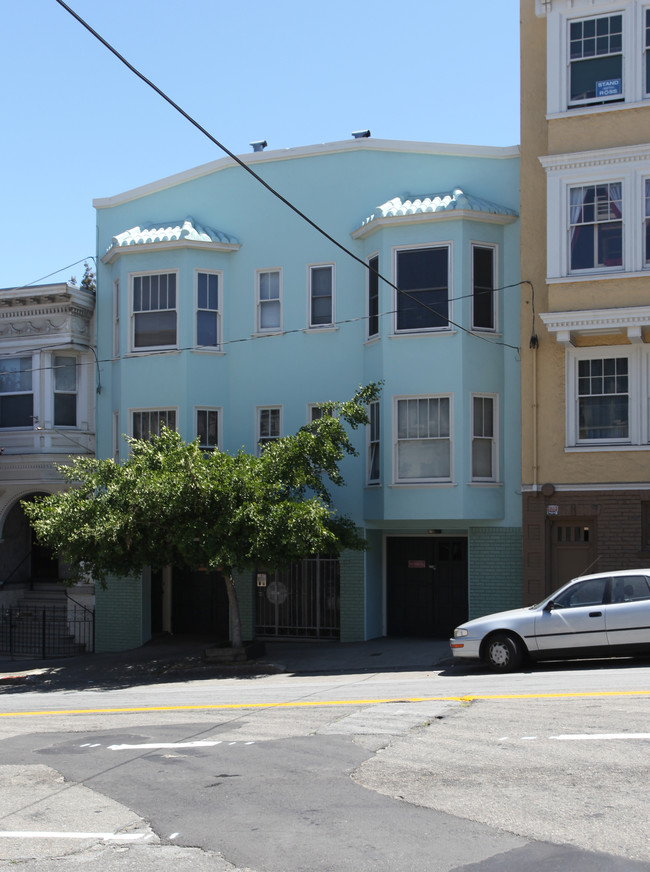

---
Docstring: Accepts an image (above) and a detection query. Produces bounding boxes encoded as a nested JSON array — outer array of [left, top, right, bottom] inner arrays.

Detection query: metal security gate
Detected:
[[255, 557, 340, 639], [0, 605, 94, 659]]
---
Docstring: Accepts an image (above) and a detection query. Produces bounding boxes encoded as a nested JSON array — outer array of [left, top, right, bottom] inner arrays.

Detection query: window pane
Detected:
[[398, 438, 450, 480], [260, 300, 281, 329], [54, 394, 76, 427], [197, 409, 218, 448], [134, 311, 177, 347], [473, 246, 494, 329], [197, 310, 218, 346], [54, 356, 76, 391], [472, 437, 493, 478], [0, 358, 32, 393], [0, 394, 33, 427], [396, 248, 448, 330], [368, 256, 379, 337]]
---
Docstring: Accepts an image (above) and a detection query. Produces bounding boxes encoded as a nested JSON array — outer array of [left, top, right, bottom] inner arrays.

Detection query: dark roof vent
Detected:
[[250, 140, 268, 152], [352, 129, 371, 139]]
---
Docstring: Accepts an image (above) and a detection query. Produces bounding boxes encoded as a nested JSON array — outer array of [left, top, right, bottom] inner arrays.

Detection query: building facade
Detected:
[[0, 281, 95, 610], [520, 0, 650, 603], [93, 137, 521, 651]]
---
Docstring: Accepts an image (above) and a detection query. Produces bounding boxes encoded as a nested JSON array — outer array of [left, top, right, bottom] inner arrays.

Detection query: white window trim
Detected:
[[0, 353, 37, 430], [195, 406, 222, 450], [543, 3, 648, 116], [367, 400, 380, 485], [129, 407, 178, 440], [255, 268, 282, 334], [470, 393, 499, 482], [130, 269, 179, 352], [256, 405, 282, 454], [51, 353, 78, 429], [565, 345, 650, 449], [367, 252, 380, 341], [113, 410, 120, 462], [307, 263, 335, 329], [392, 394, 454, 485], [392, 242, 453, 335], [470, 242, 498, 332], [195, 268, 223, 351], [541, 145, 650, 280], [112, 278, 120, 358]]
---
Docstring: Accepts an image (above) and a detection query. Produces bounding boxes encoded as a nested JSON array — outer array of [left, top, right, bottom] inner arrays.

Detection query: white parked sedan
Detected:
[[450, 569, 650, 671]]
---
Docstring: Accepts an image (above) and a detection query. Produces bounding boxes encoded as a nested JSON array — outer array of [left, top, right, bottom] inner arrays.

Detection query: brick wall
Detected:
[[339, 547, 366, 642], [523, 489, 650, 604], [469, 527, 522, 619], [95, 575, 145, 652]]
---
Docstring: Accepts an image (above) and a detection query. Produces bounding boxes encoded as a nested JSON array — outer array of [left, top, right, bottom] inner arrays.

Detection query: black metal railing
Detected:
[[0, 605, 94, 659]]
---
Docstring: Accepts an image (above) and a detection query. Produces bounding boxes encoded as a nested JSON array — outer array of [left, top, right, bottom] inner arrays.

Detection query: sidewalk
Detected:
[[0, 635, 453, 692]]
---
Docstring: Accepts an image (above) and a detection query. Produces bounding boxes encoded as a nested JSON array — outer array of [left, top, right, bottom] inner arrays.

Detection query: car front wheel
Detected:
[[484, 633, 523, 672]]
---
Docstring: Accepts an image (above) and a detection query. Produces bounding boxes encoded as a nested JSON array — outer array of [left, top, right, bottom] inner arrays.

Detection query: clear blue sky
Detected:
[[0, 0, 519, 290]]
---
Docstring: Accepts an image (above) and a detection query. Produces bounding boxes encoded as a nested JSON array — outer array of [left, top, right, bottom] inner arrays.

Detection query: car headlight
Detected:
[[453, 628, 468, 638]]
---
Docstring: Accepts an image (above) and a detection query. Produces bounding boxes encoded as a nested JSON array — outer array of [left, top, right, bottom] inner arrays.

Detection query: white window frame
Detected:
[[308, 263, 335, 329], [542, 3, 650, 116], [113, 278, 120, 357], [565, 346, 650, 449], [393, 395, 453, 484], [52, 354, 78, 428], [195, 269, 222, 350], [541, 146, 650, 281], [113, 410, 120, 462], [196, 407, 221, 450], [0, 354, 34, 429], [471, 243, 497, 332], [130, 270, 178, 351], [256, 269, 282, 333], [367, 400, 380, 484], [393, 243, 452, 334], [256, 405, 282, 454], [471, 393, 498, 482], [367, 253, 380, 339], [131, 408, 177, 440]]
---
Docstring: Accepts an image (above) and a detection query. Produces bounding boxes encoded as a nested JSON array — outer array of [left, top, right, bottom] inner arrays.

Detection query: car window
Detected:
[[552, 578, 608, 609], [611, 575, 650, 603]]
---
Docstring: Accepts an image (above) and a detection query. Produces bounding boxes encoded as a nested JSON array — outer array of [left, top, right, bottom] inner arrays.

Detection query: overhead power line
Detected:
[[53, 0, 522, 353]]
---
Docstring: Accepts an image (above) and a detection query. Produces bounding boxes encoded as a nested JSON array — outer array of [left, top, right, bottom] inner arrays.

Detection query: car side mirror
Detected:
[[543, 599, 556, 612]]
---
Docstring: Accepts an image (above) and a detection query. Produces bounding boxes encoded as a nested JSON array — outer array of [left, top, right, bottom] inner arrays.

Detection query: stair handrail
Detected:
[[64, 589, 94, 619]]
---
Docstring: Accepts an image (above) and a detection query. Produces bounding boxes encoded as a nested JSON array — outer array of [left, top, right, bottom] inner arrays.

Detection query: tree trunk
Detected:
[[223, 570, 243, 648]]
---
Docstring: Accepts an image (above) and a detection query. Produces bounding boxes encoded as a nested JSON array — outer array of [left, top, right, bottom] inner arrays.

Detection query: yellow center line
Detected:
[[1, 689, 650, 717]]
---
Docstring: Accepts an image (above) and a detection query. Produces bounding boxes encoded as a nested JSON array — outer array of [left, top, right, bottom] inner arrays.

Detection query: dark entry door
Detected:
[[550, 518, 597, 593], [171, 569, 229, 639], [386, 537, 468, 637]]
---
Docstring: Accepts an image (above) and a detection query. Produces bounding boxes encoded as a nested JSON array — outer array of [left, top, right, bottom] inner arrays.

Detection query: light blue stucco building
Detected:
[[93, 136, 521, 651]]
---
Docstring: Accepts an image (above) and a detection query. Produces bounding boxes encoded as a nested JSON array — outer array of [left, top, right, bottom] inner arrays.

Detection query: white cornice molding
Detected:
[[93, 139, 521, 210], [102, 238, 241, 264], [540, 306, 650, 344], [540, 143, 650, 174], [350, 209, 517, 240]]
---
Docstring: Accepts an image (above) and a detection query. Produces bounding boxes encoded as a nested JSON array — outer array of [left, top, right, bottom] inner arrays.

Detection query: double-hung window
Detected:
[[471, 245, 495, 331], [132, 272, 177, 349], [569, 14, 623, 108], [644, 179, 650, 264], [132, 409, 176, 440], [367, 401, 380, 484], [196, 271, 220, 348], [395, 246, 449, 332], [577, 357, 629, 442], [395, 396, 451, 482], [53, 356, 77, 427], [367, 255, 379, 338], [309, 265, 334, 328], [257, 270, 281, 332], [257, 407, 281, 452], [0, 357, 32, 428], [471, 395, 497, 481], [197, 408, 219, 450], [569, 183, 622, 272]]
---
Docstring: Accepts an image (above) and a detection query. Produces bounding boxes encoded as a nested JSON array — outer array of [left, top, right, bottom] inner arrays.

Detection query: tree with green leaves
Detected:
[[23, 384, 380, 648]]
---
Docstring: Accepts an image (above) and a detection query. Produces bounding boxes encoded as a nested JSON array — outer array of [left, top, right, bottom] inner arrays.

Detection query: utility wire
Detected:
[[54, 0, 521, 353]]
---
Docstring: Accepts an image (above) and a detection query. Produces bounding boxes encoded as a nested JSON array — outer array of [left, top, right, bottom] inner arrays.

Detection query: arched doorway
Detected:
[[0, 495, 59, 586]]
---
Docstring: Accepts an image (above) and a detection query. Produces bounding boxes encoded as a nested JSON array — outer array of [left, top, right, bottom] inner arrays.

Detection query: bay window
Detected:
[[0, 357, 32, 428], [395, 246, 449, 332], [395, 396, 451, 482], [132, 272, 177, 349]]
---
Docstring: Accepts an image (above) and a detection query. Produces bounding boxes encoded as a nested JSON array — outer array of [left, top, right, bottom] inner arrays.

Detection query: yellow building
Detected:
[[521, 0, 650, 602]]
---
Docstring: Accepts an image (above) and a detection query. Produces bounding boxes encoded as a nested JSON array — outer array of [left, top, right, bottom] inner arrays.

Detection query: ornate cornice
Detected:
[[540, 144, 650, 174]]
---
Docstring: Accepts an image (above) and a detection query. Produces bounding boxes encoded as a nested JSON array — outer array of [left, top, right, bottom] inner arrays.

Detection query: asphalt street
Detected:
[[0, 639, 649, 871]]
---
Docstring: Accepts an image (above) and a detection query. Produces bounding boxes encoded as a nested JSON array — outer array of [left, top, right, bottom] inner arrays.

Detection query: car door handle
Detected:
[[589, 611, 602, 617]]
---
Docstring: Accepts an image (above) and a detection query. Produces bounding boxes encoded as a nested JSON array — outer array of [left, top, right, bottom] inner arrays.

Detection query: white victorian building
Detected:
[[0, 281, 95, 643]]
